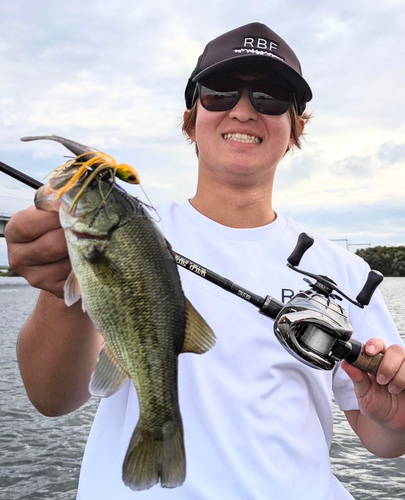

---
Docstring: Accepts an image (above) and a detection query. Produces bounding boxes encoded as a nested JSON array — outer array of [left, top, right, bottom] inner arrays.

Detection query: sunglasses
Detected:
[[194, 77, 295, 116]]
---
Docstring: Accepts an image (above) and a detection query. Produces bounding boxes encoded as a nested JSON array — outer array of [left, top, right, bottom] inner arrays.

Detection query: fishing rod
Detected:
[[0, 160, 43, 190], [0, 160, 384, 376]]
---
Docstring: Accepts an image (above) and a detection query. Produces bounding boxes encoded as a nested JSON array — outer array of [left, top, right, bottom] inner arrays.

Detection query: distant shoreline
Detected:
[[0, 276, 30, 287], [0, 267, 20, 277]]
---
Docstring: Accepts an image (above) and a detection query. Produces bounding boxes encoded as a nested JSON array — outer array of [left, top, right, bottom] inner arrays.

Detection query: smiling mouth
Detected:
[[223, 133, 262, 144]]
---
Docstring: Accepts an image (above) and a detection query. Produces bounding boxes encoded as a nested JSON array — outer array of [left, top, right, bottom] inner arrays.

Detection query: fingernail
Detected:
[[389, 384, 399, 394], [377, 374, 386, 385], [367, 345, 376, 355]]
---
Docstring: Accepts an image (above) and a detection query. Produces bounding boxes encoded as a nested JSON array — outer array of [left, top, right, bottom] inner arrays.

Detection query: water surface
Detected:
[[1, 277, 404, 499]]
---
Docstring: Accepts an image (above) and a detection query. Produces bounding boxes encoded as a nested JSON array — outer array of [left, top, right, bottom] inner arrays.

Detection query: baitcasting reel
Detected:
[[272, 233, 384, 372]]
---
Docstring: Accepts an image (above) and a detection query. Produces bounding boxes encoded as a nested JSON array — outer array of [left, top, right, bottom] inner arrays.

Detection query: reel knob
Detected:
[[356, 270, 384, 306], [287, 233, 314, 267]]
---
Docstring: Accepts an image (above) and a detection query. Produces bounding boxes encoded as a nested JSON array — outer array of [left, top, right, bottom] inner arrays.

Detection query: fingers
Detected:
[[23, 258, 72, 299], [8, 226, 68, 268], [372, 342, 405, 394], [5, 206, 61, 243], [6, 206, 67, 268], [350, 339, 405, 395], [341, 360, 372, 399], [5, 206, 71, 298], [341, 360, 366, 383]]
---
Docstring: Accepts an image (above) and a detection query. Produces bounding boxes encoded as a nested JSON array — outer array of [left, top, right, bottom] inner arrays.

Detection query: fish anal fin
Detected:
[[64, 270, 81, 307], [89, 344, 130, 397], [123, 420, 185, 490], [181, 299, 216, 354]]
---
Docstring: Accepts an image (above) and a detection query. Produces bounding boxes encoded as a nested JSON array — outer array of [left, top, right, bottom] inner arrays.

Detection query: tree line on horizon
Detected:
[[356, 246, 405, 277]]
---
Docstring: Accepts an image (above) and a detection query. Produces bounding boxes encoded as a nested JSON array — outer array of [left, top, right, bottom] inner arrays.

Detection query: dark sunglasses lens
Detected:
[[199, 79, 292, 115], [251, 82, 291, 115], [199, 80, 239, 111]]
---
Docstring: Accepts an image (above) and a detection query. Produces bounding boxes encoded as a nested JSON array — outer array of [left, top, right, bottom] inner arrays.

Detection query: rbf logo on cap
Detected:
[[236, 37, 284, 62], [243, 37, 279, 52]]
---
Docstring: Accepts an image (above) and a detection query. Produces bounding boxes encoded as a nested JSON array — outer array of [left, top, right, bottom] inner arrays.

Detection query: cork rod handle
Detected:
[[350, 351, 383, 377]]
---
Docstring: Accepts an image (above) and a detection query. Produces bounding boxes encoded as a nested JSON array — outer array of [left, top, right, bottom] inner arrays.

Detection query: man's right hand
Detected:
[[5, 206, 71, 298]]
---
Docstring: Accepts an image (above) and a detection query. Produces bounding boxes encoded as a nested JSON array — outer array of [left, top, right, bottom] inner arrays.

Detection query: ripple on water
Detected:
[[1, 279, 405, 499]]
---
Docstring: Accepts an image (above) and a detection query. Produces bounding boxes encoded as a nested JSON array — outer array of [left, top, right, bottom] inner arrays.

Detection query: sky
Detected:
[[0, 0, 404, 265]]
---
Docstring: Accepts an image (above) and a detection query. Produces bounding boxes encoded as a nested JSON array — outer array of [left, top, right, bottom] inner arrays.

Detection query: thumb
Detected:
[[341, 360, 373, 399]]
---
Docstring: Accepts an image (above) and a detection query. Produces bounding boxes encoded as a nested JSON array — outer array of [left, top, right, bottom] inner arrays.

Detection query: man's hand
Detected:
[[343, 338, 405, 457], [5, 206, 71, 298]]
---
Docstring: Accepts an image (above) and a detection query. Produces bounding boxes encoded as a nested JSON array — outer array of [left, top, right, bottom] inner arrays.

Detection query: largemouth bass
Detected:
[[27, 135, 216, 491]]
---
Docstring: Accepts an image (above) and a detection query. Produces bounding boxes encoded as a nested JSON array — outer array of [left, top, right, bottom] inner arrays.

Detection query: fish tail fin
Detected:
[[122, 419, 186, 491]]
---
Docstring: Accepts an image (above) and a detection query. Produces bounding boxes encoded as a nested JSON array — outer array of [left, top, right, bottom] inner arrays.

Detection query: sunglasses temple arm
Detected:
[[189, 85, 199, 109], [292, 94, 298, 115], [292, 93, 305, 115]]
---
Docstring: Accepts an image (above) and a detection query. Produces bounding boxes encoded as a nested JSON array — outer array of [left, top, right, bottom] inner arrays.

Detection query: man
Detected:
[[6, 22, 405, 499]]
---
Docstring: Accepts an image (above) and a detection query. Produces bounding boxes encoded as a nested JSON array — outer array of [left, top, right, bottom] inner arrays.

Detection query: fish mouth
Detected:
[[70, 229, 107, 240]]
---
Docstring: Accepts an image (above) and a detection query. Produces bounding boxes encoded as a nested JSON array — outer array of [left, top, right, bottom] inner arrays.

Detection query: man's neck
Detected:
[[189, 182, 276, 228]]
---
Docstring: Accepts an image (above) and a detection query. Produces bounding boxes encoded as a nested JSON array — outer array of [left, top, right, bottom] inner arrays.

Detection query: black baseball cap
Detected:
[[185, 22, 312, 115]]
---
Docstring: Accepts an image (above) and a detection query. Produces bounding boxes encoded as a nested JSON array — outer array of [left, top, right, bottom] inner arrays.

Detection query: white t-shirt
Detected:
[[76, 200, 401, 500]]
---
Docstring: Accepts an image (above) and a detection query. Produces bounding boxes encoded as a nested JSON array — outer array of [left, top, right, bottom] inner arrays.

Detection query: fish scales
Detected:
[[74, 202, 186, 420], [29, 134, 215, 491]]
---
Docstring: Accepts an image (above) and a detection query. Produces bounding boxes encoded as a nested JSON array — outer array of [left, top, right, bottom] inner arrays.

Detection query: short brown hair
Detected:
[[182, 102, 312, 156]]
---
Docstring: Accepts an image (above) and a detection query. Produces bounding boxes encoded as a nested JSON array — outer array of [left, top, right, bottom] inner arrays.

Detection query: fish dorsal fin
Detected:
[[64, 270, 82, 307], [90, 343, 130, 397], [181, 299, 216, 354]]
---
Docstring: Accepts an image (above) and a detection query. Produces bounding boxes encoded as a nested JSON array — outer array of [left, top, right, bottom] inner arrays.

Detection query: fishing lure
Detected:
[[21, 136, 140, 212], [53, 152, 140, 211]]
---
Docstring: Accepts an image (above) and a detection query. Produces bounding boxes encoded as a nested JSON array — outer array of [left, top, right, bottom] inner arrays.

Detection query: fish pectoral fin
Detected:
[[89, 343, 130, 397], [64, 270, 82, 307], [84, 245, 106, 264], [85, 247, 122, 277], [181, 299, 216, 354]]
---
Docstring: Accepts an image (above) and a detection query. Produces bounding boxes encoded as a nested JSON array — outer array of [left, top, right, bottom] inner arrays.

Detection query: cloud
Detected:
[[378, 142, 405, 163], [0, 0, 404, 262], [274, 152, 321, 189], [335, 155, 376, 178], [288, 195, 405, 247]]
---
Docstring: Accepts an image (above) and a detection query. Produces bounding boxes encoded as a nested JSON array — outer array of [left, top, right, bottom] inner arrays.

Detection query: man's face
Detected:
[[187, 72, 296, 187]]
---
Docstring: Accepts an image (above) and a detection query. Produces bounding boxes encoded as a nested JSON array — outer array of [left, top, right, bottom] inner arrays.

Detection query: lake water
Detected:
[[1, 277, 404, 499]]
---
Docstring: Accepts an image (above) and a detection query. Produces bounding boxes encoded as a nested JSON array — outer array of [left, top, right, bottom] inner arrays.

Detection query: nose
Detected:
[[228, 89, 258, 121]]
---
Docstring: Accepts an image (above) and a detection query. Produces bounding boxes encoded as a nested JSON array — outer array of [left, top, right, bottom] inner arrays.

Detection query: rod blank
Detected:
[[0, 161, 43, 190]]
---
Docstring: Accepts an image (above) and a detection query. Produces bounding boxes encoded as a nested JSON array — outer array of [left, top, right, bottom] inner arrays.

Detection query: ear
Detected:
[[183, 109, 196, 142], [297, 117, 305, 136], [289, 116, 305, 148]]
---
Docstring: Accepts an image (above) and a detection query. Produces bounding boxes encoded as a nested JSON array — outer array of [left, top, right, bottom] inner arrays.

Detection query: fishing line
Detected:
[[139, 184, 161, 223]]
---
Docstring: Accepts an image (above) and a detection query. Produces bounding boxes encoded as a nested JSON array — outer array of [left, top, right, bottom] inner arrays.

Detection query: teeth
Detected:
[[223, 133, 261, 144]]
